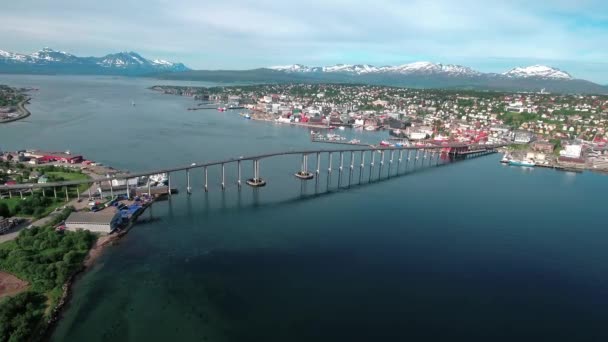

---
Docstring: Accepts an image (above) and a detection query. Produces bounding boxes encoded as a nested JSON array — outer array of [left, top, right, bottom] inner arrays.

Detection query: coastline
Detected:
[[43, 199, 152, 339], [0, 98, 31, 124]]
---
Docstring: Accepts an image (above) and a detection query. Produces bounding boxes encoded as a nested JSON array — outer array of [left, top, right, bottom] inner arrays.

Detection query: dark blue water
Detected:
[[1, 75, 607, 341]]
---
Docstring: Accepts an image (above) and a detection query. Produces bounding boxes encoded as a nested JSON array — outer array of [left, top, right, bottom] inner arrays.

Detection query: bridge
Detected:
[[0, 143, 505, 200]]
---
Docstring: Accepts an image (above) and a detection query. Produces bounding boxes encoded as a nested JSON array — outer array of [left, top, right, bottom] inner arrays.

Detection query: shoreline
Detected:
[[0, 98, 31, 124], [43, 199, 152, 339]]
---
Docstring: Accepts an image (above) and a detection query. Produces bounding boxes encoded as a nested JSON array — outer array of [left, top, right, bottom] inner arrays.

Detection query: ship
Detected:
[[508, 159, 535, 167]]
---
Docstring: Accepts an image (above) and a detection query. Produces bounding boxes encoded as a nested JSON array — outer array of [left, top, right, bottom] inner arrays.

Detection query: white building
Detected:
[[65, 208, 121, 234], [560, 144, 582, 159]]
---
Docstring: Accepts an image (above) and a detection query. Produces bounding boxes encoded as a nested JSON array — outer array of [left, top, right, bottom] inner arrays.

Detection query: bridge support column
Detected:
[[77, 187, 80, 200], [388, 150, 394, 178], [187, 169, 192, 194], [379, 151, 384, 179], [338, 152, 344, 187], [204, 167, 208, 192], [126, 179, 130, 199], [221, 163, 226, 190], [247, 160, 266, 187], [316, 152, 321, 179], [42, 189, 45, 197], [147, 181, 151, 197], [65, 187, 69, 202], [369, 151, 375, 183], [110, 182, 114, 199], [237, 160, 242, 190], [88, 187, 92, 199], [414, 150, 420, 169], [327, 153, 333, 188], [167, 173, 171, 197], [359, 151, 365, 184], [348, 151, 354, 187], [20, 191, 23, 199], [295, 154, 314, 180], [397, 150, 403, 174], [54, 187, 57, 199]]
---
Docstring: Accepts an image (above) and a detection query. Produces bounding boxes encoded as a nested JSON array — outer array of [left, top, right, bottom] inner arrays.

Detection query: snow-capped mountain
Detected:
[[502, 65, 572, 80], [0, 48, 189, 75], [267, 62, 581, 80], [270, 62, 481, 77]]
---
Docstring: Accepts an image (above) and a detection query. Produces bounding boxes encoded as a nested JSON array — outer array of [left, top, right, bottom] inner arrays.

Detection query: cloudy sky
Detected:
[[2, 0, 608, 83]]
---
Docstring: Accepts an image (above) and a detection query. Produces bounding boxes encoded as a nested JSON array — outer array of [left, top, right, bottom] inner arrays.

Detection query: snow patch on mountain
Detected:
[[269, 62, 481, 76], [503, 65, 572, 80]]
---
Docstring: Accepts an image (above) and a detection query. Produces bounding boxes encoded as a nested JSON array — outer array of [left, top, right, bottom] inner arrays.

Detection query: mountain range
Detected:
[[0, 48, 189, 75], [1, 48, 606, 94], [160, 62, 607, 94]]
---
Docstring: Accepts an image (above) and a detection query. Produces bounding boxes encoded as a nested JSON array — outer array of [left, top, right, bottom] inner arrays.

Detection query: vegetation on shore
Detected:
[[0, 208, 97, 342], [0, 164, 90, 219]]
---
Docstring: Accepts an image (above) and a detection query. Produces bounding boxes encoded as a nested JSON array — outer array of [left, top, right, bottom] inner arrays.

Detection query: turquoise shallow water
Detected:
[[1, 75, 608, 341]]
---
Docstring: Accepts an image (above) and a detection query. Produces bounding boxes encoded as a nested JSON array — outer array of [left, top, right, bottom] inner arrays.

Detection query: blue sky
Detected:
[[1, 0, 608, 83]]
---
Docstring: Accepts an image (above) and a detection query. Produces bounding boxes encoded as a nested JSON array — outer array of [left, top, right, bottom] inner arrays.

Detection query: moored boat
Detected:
[[508, 159, 535, 167]]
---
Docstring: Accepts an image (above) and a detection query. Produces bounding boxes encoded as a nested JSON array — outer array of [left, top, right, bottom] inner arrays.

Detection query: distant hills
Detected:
[[1, 48, 606, 94], [0, 48, 189, 75], [159, 62, 607, 94]]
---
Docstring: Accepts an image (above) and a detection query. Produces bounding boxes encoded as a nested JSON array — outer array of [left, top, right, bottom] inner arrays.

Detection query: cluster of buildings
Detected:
[[154, 83, 608, 170], [0, 85, 26, 121]]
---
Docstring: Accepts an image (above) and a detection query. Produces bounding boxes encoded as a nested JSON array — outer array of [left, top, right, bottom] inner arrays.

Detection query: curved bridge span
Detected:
[[0, 143, 505, 198]]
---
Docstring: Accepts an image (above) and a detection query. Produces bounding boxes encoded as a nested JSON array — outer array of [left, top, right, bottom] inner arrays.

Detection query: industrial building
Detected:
[[64, 208, 121, 234]]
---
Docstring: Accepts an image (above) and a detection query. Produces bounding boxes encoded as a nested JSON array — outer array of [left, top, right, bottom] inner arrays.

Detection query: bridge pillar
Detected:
[[348, 151, 354, 187], [397, 150, 403, 174], [369, 151, 375, 183], [54, 187, 57, 199], [187, 169, 192, 194], [126, 178, 130, 199], [379, 151, 384, 179], [204, 167, 208, 192], [167, 173, 171, 197], [295, 154, 314, 180], [20, 191, 23, 199], [221, 163, 226, 190], [327, 153, 333, 188], [388, 150, 394, 178], [65, 187, 69, 202], [359, 151, 365, 184], [77, 187, 80, 200], [316, 152, 321, 178], [247, 159, 266, 187], [147, 181, 151, 197], [237, 160, 242, 190], [338, 152, 344, 187], [88, 187, 92, 199], [110, 182, 114, 199]]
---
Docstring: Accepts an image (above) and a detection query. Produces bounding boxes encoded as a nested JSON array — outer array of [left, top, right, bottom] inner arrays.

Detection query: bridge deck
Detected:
[[0, 144, 504, 191]]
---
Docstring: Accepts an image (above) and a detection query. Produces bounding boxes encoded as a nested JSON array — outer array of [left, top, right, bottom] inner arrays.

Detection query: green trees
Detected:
[[0, 217, 97, 341], [0, 291, 46, 342], [0, 204, 9, 218]]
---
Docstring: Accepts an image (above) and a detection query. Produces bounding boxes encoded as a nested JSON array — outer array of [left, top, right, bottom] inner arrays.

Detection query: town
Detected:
[[0, 85, 31, 123], [152, 83, 608, 172]]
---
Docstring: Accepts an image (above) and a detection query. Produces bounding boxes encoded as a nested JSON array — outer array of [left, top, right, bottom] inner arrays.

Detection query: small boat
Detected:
[[380, 140, 391, 147], [508, 159, 535, 167], [338, 126, 345, 131], [131, 100, 136, 106], [244, 114, 251, 119], [500, 154, 511, 163], [364, 126, 376, 131]]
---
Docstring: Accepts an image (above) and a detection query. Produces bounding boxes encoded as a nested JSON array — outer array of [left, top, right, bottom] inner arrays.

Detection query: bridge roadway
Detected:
[[0, 143, 505, 191]]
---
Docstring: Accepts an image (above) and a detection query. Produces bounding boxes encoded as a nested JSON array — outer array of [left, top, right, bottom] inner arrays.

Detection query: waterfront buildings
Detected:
[[65, 208, 121, 234]]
